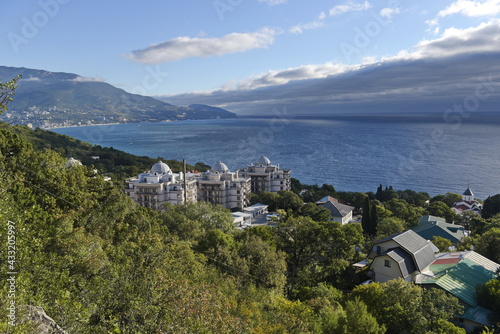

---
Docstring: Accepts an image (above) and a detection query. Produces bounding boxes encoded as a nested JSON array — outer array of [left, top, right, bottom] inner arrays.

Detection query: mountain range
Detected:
[[0, 66, 236, 129]]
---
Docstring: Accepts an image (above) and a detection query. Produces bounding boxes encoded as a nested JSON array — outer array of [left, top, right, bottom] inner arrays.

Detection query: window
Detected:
[[384, 260, 391, 268]]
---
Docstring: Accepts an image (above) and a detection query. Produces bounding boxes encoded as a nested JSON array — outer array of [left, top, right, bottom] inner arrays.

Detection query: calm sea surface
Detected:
[[54, 114, 500, 199]]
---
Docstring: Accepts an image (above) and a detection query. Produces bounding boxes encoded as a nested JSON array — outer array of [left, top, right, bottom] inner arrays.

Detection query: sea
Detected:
[[53, 112, 500, 200]]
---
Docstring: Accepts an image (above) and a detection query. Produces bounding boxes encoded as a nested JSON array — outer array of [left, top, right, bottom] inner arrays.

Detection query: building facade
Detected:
[[126, 156, 290, 210], [239, 156, 291, 193], [197, 161, 251, 210], [125, 161, 197, 209]]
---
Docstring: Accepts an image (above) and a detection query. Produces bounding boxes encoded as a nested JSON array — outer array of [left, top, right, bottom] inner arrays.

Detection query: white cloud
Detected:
[[129, 28, 280, 64], [69, 76, 104, 82], [257, 0, 287, 4], [329, 0, 371, 16], [438, 0, 500, 17], [412, 20, 500, 58], [380, 7, 400, 19], [234, 62, 360, 90], [158, 21, 500, 115], [289, 12, 326, 34], [20, 76, 41, 82]]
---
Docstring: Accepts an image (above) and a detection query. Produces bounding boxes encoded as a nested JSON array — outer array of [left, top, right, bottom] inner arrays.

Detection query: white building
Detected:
[[452, 186, 483, 215], [197, 161, 251, 210], [239, 156, 291, 194], [125, 161, 198, 209]]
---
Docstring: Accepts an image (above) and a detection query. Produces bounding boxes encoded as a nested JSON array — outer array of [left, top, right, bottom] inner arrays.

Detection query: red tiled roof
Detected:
[[454, 204, 470, 211], [433, 258, 461, 265]]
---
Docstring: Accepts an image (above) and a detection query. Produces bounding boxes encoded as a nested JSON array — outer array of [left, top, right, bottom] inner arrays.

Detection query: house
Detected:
[[367, 230, 437, 283], [315, 196, 354, 225], [452, 186, 483, 215], [419, 251, 499, 332], [412, 215, 465, 244]]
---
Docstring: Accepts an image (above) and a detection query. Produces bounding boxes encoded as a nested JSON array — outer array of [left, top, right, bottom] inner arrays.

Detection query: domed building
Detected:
[[239, 155, 291, 194], [197, 161, 251, 210], [126, 161, 198, 209]]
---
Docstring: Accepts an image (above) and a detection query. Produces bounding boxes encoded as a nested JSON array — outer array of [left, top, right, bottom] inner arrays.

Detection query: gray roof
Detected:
[[463, 186, 474, 196], [412, 218, 465, 244], [319, 201, 354, 218], [385, 247, 416, 278], [376, 230, 436, 272]]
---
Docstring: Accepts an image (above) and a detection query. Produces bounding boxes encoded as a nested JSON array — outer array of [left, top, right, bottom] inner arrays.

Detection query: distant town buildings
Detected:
[[126, 156, 290, 211], [452, 186, 483, 215]]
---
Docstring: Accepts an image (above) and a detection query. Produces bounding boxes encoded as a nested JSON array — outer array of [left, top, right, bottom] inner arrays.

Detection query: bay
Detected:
[[53, 113, 500, 200]]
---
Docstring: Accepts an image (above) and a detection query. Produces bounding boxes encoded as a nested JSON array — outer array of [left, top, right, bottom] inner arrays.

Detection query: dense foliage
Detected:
[[0, 79, 491, 333]]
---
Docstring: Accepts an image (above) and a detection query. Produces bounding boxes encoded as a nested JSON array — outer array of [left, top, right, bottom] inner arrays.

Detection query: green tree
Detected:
[[473, 227, 500, 263], [477, 278, 500, 314], [369, 204, 380, 236], [0, 75, 20, 114], [432, 236, 452, 252], [362, 197, 371, 234], [300, 202, 332, 222], [376, 217, 407, 240], [482, 194, 500, 219], [431, 193, 462, 207], [341, 297, 386, 334], [351, 279, 463, 334], [427, 201, 458, 224]]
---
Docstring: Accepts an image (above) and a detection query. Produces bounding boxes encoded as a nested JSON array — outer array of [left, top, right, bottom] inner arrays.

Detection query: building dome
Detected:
[[211, 161, 230, 173], [255, 155, 271, 166], [150, 160, 171, 174]]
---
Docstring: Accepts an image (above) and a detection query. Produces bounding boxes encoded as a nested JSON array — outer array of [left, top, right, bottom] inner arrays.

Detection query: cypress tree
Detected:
[[361, 197, 371, 234], [369, 204, 379, 236]]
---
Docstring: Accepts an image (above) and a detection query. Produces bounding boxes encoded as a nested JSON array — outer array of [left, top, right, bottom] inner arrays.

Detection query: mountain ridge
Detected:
[[0, 66, 236, 129]]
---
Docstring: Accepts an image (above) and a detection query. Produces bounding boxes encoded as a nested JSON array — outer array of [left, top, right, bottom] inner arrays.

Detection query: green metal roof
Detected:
[[422, 258, 496, 307]]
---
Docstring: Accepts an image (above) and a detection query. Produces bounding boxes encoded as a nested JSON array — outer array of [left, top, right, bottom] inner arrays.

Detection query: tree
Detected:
[[482, 194, 500, 219], [341, 297, 386, 334], [0, 75, 20, 114], [369, 204, 379, 236], [432, 236, 452, 252], [427, 201, 458, 224], [473, 228, 500, 263], [431, 193, 462, 207], [376, 217, 406, 240], [362, 196, 371, 234], [351, 279, 463, 334], [477, 278, 500, 314]]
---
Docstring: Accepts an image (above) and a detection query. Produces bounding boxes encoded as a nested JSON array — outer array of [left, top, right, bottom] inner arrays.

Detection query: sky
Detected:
[[1, 0, 500, 115]]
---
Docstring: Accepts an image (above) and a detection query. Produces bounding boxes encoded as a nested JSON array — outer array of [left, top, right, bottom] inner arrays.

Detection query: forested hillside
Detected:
[[1, 76, 497, 333]]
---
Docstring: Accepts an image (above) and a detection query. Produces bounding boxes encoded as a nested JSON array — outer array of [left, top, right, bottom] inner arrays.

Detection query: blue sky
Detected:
[[1, 0, 500, 114]]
